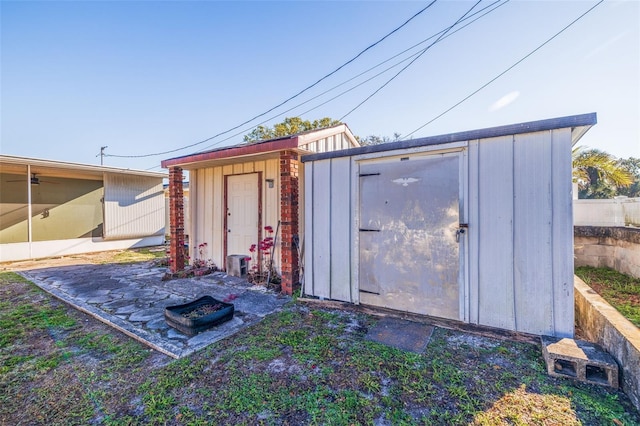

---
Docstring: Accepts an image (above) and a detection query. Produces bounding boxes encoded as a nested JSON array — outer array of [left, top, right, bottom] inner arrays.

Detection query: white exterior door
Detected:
[[358, 152, 461, 320], [227, 173, 259, 256]]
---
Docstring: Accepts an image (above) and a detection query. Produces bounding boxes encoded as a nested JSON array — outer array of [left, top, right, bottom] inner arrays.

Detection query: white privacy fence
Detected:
[[574, 197, 640, 227]]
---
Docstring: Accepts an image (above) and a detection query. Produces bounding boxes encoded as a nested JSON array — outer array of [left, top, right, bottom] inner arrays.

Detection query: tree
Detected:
[[617, 157, 640, 197], [357, 132, 402, 146], [243, 117, 341, 142], [572, 147, 634, 199]]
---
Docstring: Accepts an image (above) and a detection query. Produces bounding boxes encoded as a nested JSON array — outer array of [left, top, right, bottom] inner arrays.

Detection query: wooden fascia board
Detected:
[[161, 137, 300, 169]]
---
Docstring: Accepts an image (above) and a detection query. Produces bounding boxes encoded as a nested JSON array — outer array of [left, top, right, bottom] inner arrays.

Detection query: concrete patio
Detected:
[[17, 261, 290, 358]]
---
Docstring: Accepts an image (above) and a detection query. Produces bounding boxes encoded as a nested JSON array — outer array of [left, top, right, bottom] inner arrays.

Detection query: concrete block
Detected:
[[226, 255, 248, 278], [541, 336, 618, 388]]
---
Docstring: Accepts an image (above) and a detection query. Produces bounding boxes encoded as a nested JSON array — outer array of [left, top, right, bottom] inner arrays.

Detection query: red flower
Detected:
[[244, 256, 252, 262], [264, 226, 273, 233], [249, 244, 257, 253]]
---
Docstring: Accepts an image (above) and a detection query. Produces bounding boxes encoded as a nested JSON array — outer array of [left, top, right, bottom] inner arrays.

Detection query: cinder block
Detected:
[[226, 255, 248, 278], [541, 336, 618, 388]]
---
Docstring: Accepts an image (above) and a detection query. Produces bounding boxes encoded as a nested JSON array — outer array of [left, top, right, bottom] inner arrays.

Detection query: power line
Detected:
[[106, 1, 438, 159], [402, 0, 604, 139], [194, 0, 509, 153], [338, 0, 483, 122]]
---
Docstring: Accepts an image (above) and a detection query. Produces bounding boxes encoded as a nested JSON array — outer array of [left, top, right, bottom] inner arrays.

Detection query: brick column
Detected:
[[169, 167, 185, 273], [280, 150, 299, 295]]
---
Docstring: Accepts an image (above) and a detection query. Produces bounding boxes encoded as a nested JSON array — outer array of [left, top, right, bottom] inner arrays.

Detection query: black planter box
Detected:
[[164, 296, 234, 336]]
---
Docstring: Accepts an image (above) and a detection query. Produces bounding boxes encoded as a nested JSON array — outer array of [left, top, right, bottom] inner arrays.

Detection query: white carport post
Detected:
[[27, 163, 33, 258]]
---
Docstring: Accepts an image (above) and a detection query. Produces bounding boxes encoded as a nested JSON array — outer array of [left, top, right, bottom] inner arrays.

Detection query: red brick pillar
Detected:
[[169, 167, 185, 273], [280, 150, 299, 295]]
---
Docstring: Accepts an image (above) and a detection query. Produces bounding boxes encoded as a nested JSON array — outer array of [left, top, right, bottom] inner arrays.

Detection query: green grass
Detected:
[[575, 266, 640, 327], [0, 271, 152, 424], [1, 270, 639, 425]]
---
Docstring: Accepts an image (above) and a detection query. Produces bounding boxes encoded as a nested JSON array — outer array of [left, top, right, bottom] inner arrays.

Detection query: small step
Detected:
[[541, 336, 618, 388]]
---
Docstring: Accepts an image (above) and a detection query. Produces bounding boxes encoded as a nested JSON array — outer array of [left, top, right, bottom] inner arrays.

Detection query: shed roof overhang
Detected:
[[161, 136, 302, 170], [161, 123, 359, 170], [301, 113, 597, 163], [0, 155, 167, 180]]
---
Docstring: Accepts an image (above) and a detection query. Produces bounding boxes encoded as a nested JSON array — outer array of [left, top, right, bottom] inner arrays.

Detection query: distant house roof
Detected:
[[301, 113, 597, 163], [0, 155, 166, 180], [161, 123, 359, 169]]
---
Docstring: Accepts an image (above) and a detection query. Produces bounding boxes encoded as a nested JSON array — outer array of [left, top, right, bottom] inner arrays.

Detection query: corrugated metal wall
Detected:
[[189, 158, 282, 271], [304, 128, 574, 337], [103, 173, 165, 239], [467, 128, 574, 336]]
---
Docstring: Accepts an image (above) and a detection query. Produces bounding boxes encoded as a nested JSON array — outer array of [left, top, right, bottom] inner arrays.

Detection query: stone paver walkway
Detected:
[[19, 262, 289, 358]]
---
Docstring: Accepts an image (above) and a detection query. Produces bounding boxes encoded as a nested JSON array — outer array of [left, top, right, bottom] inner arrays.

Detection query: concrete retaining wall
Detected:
[[574, 276, 640, 411], [574, 226, 640, 279], [574, 197, 640, 227]]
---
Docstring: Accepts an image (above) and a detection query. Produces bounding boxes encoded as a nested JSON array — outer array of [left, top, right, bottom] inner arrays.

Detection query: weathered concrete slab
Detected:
[[366, 317, 434, 353]]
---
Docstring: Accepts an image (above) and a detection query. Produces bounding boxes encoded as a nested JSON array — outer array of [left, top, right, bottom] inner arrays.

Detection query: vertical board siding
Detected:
[[304, 162, 314, 295], [551, 128, 574, 337], [103, 174, 164, 239], [203, 168, 215, 263], [298, 162, 305, 271], [212, 167, 224, 267], [468, 141, 480, 324], [513, 132, 554, 335], [303, 127, 576, 336], [459, 149, 470, 322], [475, 136, 516, 331], [311, 160, 332, 298], [188, 171, 196, 262], [329, 157, 352, 302], [191, 158, 282, 273]]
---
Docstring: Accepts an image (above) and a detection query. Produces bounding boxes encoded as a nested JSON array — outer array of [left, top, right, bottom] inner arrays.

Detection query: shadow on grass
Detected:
[[1, 270, 638, 425]]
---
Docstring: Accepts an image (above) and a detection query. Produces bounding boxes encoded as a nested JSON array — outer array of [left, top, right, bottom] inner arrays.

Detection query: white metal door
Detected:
[[358, 153, 461, 320], [227, 173, 258, 256]]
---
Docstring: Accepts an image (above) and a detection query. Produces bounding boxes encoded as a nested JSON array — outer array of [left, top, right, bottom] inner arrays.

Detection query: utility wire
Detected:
[[106, 1, 438, 159], [339, 0, 483, 122], [194, 0, 509, 153], [403, 0, 604, 139]]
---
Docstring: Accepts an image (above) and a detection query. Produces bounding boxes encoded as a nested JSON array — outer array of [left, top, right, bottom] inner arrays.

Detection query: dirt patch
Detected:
[[1, 246, 166, 272], [2, 266, 639, 425]]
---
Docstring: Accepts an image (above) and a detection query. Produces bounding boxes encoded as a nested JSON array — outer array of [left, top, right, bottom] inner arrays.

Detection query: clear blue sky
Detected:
[[1, 0, 638, 172]]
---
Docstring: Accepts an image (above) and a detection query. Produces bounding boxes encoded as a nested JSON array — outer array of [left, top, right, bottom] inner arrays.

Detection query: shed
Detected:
[[301, 113, 597, 337], [0, 155, 166, 262], [161, 124, 359, 294]]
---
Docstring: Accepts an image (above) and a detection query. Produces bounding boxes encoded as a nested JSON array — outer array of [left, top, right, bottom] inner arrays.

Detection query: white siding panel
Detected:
[[298, 162, 305, 273], [468, 140, 480, 324], [551, 128, 574, 337], [212, 167, 224, 268], [476, 136, 516, 331], [188, 159, 284, 272], [103, 174, 164, 239], [189, 170, 197, 262], [203, 168, 215, 262], [329, 157, 352, 302], [312, 160, 331, 298], [513, 132, 554, 335], [304, 162, 314, 295]]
